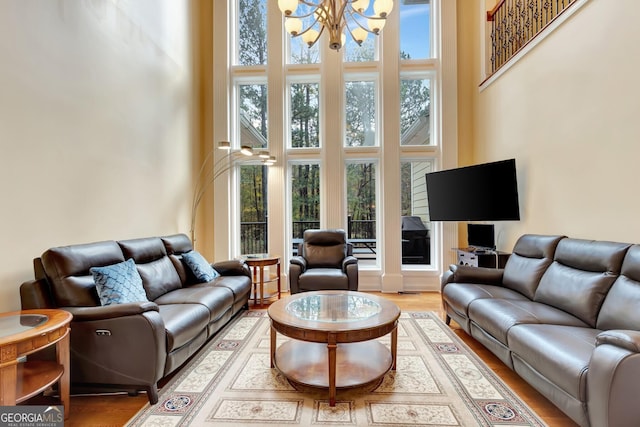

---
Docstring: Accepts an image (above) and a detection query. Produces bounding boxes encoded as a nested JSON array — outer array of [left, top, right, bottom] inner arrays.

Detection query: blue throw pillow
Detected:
[[182, 250, 220, 282], [90, 258, 149, 306]]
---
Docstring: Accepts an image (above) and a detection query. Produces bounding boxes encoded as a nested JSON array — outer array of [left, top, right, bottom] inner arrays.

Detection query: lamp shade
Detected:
[[374, 0, 393, 17], [352, 0, 371, 12], [285, 17, 303, 36], [351, 27, 369, 45], [278, 0, 298, 15], [302, 28, 320, 46], [367, 18, 386, 33]]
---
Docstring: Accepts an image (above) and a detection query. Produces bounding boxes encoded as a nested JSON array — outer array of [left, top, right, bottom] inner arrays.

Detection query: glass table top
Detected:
[[0, 314, 48, 338], [286, 292, 381, 323]]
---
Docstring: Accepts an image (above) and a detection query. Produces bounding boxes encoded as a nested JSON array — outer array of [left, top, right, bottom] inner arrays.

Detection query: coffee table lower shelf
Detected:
[[273, 340, 392, 394]]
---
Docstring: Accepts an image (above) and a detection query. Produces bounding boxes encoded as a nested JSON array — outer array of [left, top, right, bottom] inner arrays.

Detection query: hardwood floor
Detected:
[[59, 291, 577, 427]]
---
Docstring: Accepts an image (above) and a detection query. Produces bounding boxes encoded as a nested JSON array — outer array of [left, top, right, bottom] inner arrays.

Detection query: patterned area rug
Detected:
[[126, 311, 546, 426]]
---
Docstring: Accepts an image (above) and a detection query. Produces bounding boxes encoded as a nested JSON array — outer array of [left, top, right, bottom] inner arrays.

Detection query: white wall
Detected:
[[0, 0, 196, 312], [464, 0, 640, 250]]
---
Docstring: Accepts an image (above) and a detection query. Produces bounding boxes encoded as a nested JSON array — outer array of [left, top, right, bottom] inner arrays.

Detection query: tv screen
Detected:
[[467, 224, 495, 250], [425, 159, 520, 221]]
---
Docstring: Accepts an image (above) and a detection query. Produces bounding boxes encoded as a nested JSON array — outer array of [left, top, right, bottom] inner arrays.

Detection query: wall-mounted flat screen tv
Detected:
[[425, 159, 520, 221]]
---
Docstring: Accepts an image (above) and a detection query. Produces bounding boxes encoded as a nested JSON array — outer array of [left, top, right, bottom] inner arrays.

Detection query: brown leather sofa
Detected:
[[289, 229, 358, 294], [441, 234, 640, 427], [20, 233, 251, 404]]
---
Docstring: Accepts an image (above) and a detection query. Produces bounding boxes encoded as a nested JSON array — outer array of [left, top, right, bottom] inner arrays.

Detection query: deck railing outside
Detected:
[[239, 218, 375, 255], [488, 0, 578, 73]]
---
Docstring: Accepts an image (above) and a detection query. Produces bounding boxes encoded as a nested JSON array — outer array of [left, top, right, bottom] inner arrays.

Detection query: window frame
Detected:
[[212, 0, 456, 291]]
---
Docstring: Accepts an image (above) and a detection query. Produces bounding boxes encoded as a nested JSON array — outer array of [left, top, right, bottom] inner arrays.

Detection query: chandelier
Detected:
[[278, 0, 394, 51]]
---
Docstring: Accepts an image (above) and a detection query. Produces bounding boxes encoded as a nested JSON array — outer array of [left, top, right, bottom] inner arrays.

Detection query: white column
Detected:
[[440, 0, 459, 271], [212, 0, 232, 261], [266, 2, 286, 266], [380, 6, 403, 293], [321, 42, 345, 229]]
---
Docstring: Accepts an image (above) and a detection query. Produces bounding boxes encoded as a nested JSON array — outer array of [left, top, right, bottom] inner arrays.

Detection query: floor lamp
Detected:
[[190, 141, 275, 246]]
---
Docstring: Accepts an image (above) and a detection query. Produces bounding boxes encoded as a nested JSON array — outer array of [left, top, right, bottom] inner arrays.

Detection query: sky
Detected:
[[399, 2, 431, 59]]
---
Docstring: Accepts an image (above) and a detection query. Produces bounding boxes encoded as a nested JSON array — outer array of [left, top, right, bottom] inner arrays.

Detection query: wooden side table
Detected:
[[241, 254, 281, 306], [0, 309, 72, 419]]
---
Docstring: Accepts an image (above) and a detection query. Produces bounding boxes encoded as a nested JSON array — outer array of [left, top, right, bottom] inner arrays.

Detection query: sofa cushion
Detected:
[[118, 237, 182, 300], [443, 283, 529, 320], [534, 238, 630, 327], [90, 258, 149, 305], [298, 268, 348, 290], [136, 257, 183, 301], [302, 229, 347, 268], [191, 275, 252, 304], [41, 240, 125, 307], [154, 286, 234, 323], [157, 303, 210, 352], [161, 234, 193, 255], [508, 324, 599, 400], [597, 245, 640, 330], [468, 298, 589, 345], [502, 234, 564, 299], [118, 237, 168, 264], [182, 251, 220, 282]]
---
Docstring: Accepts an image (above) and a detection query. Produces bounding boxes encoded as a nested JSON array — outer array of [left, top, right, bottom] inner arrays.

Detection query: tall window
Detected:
[[289, 81, 320, 148], [400, 0, 431, 59], [401, 160, 434, 265], [345, 79, 377, 147], [237, 82, 268, 148], [291, 163, 320, 255], [400, 77, 431, 146], [221, 0, 445, 283], [236, 0, 267, 65], [233, 0, 269, 257], [347, 162, 377, 262], [240, 164, 268, 254]]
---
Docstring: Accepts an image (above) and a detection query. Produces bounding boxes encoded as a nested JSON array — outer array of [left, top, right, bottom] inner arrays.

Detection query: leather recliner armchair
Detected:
[[289, 229, 358, 294]]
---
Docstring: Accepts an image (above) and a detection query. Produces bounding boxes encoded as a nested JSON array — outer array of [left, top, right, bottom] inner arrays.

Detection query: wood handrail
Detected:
[[486, 0, 506, 21]]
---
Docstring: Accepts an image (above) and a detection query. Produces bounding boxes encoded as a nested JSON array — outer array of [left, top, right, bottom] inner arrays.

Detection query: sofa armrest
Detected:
[[596, 330, 640, 353], [65, 307, 167, 402], [289, 256, 307, 294], [62, 301, 159, 322], [448, 264, 505, 285], [342, 255, 358, 270], [20, 279, 55, 309], [588, 330, 640, 427], [213, 260, 251, 277], [290, 256, 307, 271]]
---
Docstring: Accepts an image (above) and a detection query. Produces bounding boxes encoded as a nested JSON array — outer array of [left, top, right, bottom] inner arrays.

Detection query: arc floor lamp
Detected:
[[190, 141, 275, 245]]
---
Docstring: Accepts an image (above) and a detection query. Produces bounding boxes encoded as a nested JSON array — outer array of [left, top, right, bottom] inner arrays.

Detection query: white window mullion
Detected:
[[266, 1, 286, 261], [380, 1, 403, 292], [321, 46, 344, 229]]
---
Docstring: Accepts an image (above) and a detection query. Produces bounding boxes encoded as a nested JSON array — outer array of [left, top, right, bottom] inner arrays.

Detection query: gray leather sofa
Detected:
[[441, 234, 640, 427], [20, 233, 251, 404]]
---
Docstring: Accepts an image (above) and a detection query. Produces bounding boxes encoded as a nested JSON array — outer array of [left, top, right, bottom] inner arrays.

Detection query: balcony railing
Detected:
[[488, 0, 578, 73], [240, 221, 268, 255], [239, 218, 376, 255]]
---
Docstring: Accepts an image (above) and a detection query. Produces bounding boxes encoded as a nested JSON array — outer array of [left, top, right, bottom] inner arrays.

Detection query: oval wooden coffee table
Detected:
[[268, 290, 400, 406]]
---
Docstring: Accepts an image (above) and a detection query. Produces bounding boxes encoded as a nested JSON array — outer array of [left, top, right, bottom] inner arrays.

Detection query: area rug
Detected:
[[126, 311, 547, 426]]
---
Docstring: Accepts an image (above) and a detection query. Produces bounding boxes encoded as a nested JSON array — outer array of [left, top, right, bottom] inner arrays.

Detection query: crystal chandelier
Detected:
[[278, 0, 394, 51]]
